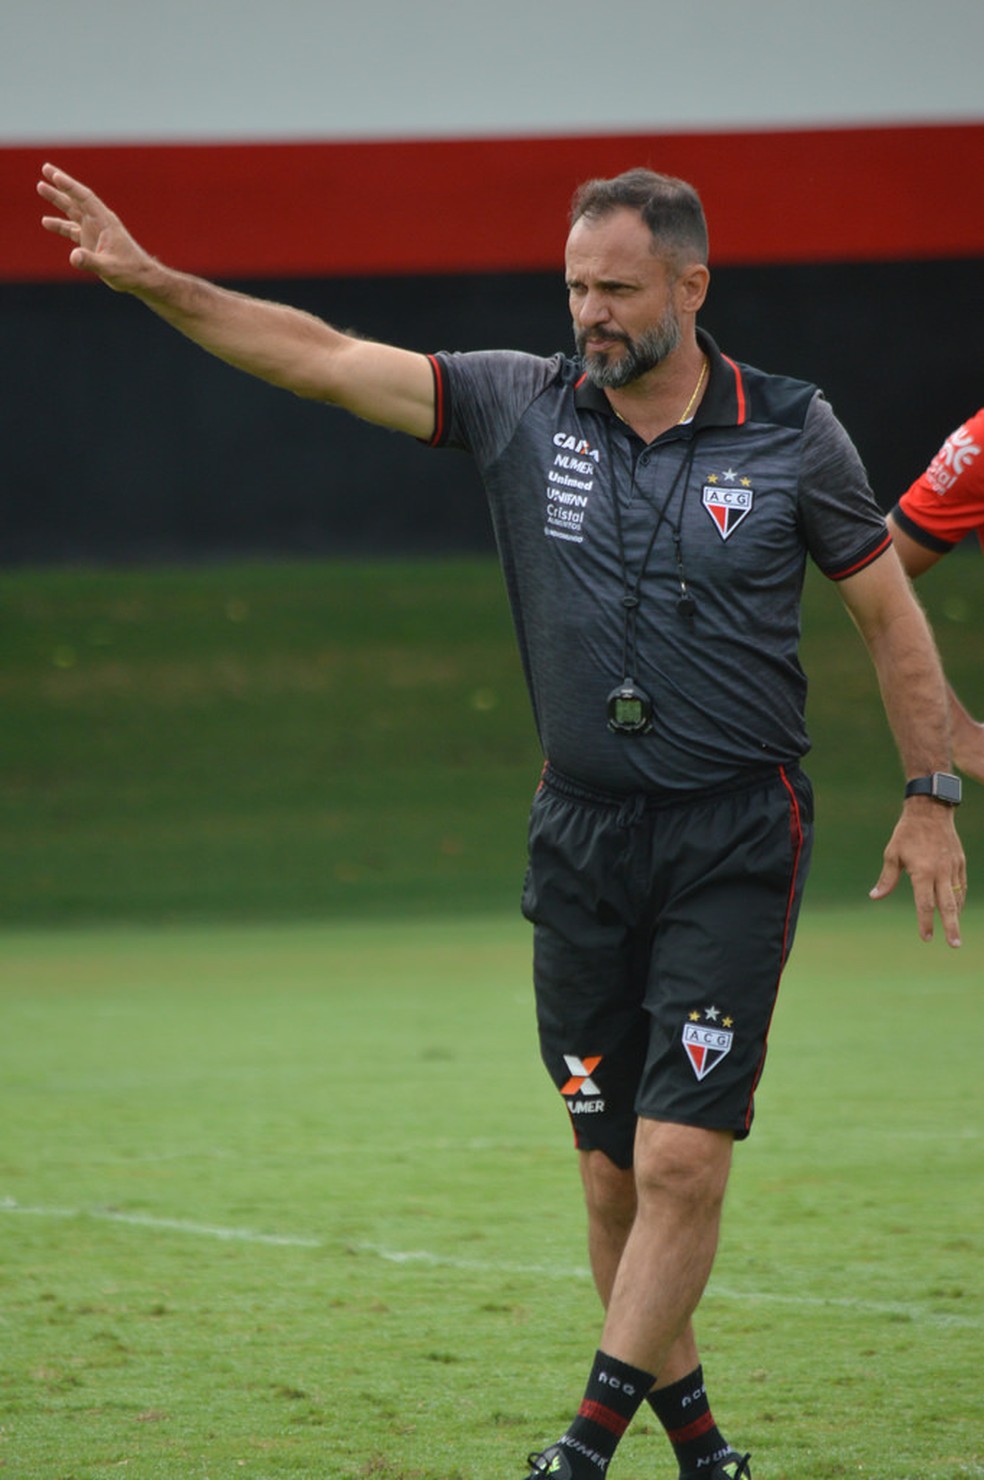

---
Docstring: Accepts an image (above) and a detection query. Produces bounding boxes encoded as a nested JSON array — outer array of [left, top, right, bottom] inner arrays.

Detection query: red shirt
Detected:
[[894, 408, 984, 554]]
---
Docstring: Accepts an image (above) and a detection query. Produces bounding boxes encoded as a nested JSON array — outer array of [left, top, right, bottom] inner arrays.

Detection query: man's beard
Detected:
[[576, 305, 681, 389]]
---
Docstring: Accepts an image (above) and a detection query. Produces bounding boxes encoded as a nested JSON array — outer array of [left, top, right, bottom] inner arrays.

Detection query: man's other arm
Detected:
[[837, 545, 966, 947], [887, 511, 984, 783]]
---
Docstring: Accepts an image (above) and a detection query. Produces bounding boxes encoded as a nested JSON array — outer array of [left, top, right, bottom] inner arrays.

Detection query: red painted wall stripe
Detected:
[[5, 123, 984, 284]]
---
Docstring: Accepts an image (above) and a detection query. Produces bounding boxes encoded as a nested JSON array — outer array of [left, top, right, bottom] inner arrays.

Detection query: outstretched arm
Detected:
[[37, 163, 436, 439], [887, 512, 984, 783], [837, 546, 966, 946]]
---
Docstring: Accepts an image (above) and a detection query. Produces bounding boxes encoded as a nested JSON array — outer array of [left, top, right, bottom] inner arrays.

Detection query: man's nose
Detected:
[[578, 290, 611, 326]]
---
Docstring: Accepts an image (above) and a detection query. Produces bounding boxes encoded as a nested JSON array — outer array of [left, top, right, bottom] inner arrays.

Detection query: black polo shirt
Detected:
[[428, 330, 890, 793]]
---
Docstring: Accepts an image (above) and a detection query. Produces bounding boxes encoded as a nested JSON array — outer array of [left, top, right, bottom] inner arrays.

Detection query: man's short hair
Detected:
[[570, 168, 709, 269]]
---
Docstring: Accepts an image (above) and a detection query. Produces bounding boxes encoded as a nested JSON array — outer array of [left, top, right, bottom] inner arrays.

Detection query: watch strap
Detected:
[[904, 772, 962, 806]]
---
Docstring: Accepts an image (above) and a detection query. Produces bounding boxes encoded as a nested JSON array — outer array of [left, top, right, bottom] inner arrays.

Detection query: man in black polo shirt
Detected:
[[39, 163, 966, 1480]]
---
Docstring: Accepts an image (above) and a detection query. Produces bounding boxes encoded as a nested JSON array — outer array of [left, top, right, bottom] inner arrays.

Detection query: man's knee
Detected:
[[579, 1147, 637, 1234], [632, 1119, 734, 1213]]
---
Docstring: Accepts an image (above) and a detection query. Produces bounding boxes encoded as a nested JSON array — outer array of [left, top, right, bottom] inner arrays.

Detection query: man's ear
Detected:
[[677, 262, 710, 314]]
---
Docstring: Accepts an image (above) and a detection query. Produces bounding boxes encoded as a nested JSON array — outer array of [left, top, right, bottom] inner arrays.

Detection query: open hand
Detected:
[[38, 163, 152, 292], [870, 801, 966, 947]]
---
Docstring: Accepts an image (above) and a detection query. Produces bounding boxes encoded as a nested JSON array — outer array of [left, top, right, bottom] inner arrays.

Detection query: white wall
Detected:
[[4, 0, 982, 144]]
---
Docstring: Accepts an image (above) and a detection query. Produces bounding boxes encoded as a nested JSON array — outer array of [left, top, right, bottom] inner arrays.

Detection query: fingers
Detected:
[[39, 161, 89, 203], [37, 186, 78, 230], [39, 209, 94, 274], [37, 163, 107, 232], [868, 857, 901, 902], [39, 213, 80, 242], [875, 869, 963, 947], [870, 823, 966, 949], [38, 184, 89, 272], [38, 166, 87, 247], [37, 164, 84, 220], [37, 163, 121, 279], [937, 848, 967, 949], [939, 876, 966, 950], [912, 877, 939, 944]]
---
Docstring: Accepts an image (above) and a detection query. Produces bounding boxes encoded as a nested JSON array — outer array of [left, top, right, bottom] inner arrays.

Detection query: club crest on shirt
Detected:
[[682, 1007, 735, 1080], [702, 469, 753, 541]]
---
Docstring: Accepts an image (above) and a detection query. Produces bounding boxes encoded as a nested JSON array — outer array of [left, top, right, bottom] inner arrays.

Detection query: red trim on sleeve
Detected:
[[426, 353, 445, 446], [827, 530, 892, 581]]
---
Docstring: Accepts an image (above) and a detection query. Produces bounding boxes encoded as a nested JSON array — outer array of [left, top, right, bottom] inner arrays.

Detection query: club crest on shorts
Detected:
[[682, 1007, 734, 1080], [702, 470, 753, 541]]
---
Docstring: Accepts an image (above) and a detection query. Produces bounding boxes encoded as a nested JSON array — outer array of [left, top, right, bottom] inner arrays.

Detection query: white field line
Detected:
[[0, 1198, 320, 1247], [2, 1198, 978, 1330], [354, 1242, 981, 1330]]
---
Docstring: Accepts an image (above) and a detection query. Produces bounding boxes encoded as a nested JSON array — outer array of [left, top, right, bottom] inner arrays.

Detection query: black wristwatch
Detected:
[[904, 772, 962, 806]]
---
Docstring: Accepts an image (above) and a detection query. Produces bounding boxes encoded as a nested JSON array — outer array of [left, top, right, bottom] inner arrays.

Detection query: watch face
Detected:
[[934, 772, 962, 804]]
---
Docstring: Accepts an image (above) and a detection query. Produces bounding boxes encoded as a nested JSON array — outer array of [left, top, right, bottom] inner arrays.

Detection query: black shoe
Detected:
[[682, 1454, 752, 1480], [524, 1445, 574, 1479]]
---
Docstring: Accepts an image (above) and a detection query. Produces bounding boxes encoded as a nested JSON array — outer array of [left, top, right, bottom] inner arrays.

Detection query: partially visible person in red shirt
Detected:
[[889, 408, 984, 783]]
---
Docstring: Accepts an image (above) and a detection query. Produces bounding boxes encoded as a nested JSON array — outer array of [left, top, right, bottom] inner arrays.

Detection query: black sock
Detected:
[[646, 1365, 731, 1476], [552, 1349, 655, 1477]]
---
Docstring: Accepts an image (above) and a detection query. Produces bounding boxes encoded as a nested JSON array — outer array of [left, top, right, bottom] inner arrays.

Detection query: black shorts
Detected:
[[522, 763, 813, 1166]]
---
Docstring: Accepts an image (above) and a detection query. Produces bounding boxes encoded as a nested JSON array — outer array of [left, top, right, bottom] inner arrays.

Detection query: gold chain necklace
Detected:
[[610, 354, 708, 431], [677, 355, 708, 424]]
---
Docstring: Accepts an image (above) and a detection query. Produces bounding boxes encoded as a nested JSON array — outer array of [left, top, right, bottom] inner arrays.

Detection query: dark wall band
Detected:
[[5, 124, 982, 564], [4, 256, 982, 565]]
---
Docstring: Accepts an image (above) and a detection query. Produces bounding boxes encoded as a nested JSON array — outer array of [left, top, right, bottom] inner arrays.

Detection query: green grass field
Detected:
[[1, 553, 982, 1477], [1, 910, 981, 1479], [2, 552, 983, 926]]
